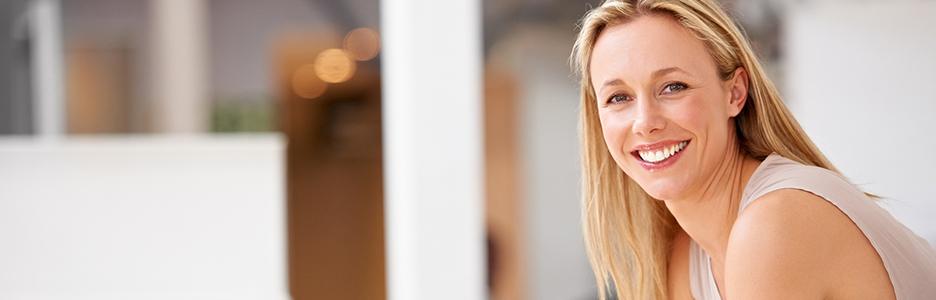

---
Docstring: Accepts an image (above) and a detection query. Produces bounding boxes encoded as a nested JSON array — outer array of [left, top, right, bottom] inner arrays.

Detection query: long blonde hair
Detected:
[[571, 0, 844, 299]]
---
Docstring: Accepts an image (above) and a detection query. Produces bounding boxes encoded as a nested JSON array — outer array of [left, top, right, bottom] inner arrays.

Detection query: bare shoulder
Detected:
[[668, 230, 692, 300], [724, 188, 895, 299]]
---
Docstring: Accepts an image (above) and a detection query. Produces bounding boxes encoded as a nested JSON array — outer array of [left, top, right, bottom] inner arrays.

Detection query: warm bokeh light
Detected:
[[343, 27, 380, 61], [314, 49, 356, 83], [291, 64, 327, 99]]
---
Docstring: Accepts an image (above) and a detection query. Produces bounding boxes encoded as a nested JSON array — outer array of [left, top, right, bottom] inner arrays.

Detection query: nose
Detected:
[[632, 98, 665, 137]]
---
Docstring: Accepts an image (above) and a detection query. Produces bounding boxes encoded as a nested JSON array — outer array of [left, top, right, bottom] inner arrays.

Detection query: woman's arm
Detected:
[[724, 189, 846, 299]]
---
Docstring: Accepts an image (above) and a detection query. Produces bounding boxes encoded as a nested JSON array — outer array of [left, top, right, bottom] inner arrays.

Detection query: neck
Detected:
[[664, 145, 759, 267]]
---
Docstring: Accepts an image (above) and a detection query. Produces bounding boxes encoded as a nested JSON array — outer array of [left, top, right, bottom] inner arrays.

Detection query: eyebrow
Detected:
[[651, 67, 688, 79], [599, 67, 689, 93]]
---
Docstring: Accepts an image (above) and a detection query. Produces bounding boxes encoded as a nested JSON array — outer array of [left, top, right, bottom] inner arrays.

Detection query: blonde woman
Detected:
[[571, 0, 936, 299]]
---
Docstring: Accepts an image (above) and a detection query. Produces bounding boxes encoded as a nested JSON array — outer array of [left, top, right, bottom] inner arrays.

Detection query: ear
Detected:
[[726, 67, 749, 117]]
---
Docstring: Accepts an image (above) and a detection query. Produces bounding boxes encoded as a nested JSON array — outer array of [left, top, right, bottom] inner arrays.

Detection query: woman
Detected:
[[571, 0, 936, 299]]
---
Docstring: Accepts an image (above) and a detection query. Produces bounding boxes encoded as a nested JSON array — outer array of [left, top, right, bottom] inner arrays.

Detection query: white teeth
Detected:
[[637, 141, 688, 163]]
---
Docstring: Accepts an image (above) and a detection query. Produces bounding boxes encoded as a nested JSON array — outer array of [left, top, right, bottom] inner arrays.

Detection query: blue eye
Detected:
[[607, 94, 632, 104], [662, 82, 688, 94]]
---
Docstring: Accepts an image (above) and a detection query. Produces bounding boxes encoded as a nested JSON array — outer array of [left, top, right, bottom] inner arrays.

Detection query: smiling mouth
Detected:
[[632, 140, 690, 164]]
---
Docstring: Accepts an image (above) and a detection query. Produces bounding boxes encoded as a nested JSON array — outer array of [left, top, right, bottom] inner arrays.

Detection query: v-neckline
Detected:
[[707, 255, 724, 300]]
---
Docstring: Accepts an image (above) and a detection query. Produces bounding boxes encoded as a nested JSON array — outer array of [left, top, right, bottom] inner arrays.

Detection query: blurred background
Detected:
[[0, 0, 934, 299]]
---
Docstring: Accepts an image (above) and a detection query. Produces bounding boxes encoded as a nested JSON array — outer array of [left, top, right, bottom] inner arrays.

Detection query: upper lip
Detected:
[[631, 139, 689, 152]]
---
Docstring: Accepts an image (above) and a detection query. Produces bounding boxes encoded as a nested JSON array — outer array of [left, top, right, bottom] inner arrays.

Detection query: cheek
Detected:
[[597, 110, 633, 160], [668, 95, 719, 135], [671, 94, 733, 157]]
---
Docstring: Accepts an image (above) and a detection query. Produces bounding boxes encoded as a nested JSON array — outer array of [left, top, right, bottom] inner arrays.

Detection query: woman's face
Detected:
[[589, 14, 747, 201]]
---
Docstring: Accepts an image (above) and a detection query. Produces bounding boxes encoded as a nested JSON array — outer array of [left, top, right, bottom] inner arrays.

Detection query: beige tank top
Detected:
[[689, 153, 936, 299]]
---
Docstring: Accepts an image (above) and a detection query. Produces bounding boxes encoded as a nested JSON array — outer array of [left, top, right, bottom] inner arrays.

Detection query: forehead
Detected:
[[589, 14, 717, 87]]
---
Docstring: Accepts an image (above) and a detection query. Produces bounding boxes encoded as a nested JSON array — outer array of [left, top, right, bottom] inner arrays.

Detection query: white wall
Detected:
[[0, 135, 288, 300], [488, 24, 596, 300], [784, 1, 936, 243]]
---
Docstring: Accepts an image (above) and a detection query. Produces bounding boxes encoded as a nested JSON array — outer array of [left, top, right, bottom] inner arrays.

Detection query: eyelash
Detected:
[[606, 94, 632, 104], [662, 82, 688, 94], [605, 82, 689, 105]]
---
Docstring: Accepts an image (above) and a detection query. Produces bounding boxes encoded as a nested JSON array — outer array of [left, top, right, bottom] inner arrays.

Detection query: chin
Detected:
[[620, 166, 683, 200], [633, 178, 688, 201]]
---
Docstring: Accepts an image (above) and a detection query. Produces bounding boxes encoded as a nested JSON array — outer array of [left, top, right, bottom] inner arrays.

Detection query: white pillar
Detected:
[[380, 0, 484, 299], [150, 0, 208, 133], [30, 0, 65, 137]]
